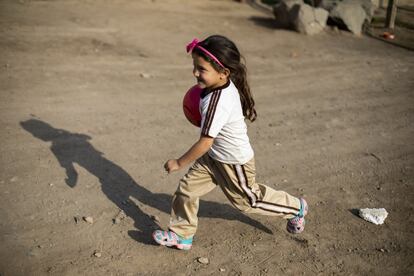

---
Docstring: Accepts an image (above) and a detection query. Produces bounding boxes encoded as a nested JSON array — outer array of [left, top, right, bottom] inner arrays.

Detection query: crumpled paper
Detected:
[[358, 208, 388, 225]]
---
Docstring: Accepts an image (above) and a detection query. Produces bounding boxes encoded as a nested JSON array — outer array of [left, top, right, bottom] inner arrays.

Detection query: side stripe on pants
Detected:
[[234, 165, 299, 216]]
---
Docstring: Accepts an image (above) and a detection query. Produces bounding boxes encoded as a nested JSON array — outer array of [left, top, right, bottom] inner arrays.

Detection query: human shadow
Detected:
[[20, 119, 272, 245]]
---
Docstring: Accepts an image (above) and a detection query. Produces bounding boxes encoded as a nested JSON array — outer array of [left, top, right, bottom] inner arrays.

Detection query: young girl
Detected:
[[153, 35, 308, 250]]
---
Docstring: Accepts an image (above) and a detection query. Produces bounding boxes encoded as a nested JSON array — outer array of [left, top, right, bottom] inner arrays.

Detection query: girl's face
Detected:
[[192, 53, 229, 90]]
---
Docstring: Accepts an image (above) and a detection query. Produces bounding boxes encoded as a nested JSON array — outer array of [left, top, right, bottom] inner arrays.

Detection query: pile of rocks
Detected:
[[273, 0, 377, 35]]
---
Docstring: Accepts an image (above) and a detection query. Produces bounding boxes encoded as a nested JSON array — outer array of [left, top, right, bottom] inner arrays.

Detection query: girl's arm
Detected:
[[164, 135, 213, 173]]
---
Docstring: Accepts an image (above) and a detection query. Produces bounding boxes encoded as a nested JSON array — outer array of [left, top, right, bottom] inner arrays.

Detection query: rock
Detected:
[[329, 0, 368, 35], [27, 248, 39, 257], [139, 73, 151, 79], [219, 268, 226, 272], [358, 208, 388, 225], [289, 52, 298, 58], [74, 216, 81, 224], [319, 0, 338, 11], [273, 0, 328, 35], [197, 257, 209, 264], [83, 216, 94, 224], [358, 0, 375, 21], [320, 0, 375, 20], [295, 4, 329, 35], [113, 210, 126, 224], [93, 251, 102, 258]]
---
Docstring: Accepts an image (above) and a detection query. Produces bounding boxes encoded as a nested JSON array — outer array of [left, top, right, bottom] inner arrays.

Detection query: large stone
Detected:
[[319, 0, 339, 11], [321, 0, 375, 23], [330, 0, 367, 35], [273, 0, 328, 35], [359, 0, 376, 21], [294, 4, 329, 35]]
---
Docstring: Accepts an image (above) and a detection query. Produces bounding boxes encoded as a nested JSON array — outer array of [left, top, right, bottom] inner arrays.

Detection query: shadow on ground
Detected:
[[20, 118, 272, 245], [249, 15, 288, 30]]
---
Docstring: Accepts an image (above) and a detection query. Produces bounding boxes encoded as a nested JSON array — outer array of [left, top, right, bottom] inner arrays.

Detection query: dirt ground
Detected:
[[1, 0, 413, 275]]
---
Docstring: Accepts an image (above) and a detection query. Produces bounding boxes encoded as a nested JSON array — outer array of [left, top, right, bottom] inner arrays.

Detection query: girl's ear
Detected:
[[221, 68, 230, 79]]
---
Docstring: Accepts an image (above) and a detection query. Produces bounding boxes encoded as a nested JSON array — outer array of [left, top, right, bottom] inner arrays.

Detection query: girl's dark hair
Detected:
[[193, 35, 257, 122]]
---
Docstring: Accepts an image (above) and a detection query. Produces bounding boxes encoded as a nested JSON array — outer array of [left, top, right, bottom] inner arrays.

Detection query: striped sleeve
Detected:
[[200, 90, 229, 137]]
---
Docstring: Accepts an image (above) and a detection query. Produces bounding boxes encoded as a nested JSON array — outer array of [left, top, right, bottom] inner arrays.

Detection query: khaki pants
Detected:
[[169, 154, 301, 239]]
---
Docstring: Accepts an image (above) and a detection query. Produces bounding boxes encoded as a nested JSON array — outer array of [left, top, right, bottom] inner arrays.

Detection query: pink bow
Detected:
[[185, 38, 225, 68], [186, 38, 199, 53]]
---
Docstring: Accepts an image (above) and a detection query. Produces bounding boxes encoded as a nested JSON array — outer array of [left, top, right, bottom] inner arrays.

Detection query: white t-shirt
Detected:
[[200, 80, 254, 164]]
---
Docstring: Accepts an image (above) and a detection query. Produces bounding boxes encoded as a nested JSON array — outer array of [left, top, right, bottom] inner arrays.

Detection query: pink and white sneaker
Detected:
[[152, 230, 193, 250], [287, 198, 308, 234]]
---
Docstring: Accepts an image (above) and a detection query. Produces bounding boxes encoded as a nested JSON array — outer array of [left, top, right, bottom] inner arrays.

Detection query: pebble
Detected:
[[27, 249, 39, 257], [219, 268, 225, 272], [139, 73, 151, 79], [74, 216, 81, 224], [197, 257, 209, 264], [113, 210, 126, 224], [290, 51, 299, 58], [83, 216, 94, 224], [93, 251, 102, 258]]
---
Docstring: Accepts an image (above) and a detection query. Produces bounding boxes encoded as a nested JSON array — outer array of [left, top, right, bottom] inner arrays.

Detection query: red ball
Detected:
[[183, 85, 202, 127]]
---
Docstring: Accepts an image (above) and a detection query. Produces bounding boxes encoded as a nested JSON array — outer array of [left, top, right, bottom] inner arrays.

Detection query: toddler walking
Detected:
[[153, 35, 308, 250]]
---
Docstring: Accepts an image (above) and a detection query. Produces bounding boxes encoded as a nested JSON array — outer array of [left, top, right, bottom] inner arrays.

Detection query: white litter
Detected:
[[358, 208, 388, 225]]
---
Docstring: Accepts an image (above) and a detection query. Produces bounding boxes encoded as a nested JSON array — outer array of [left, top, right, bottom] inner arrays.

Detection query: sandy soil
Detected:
[[1, 0, 413, 275]]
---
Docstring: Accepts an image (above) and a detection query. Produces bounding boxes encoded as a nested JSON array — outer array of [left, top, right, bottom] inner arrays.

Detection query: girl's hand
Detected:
[[164, 136, 213, 174], [164, 159, 181, 174]]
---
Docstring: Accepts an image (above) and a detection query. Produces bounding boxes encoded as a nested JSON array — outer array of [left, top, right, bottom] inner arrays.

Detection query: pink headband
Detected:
[[186, 38, 225, 68]]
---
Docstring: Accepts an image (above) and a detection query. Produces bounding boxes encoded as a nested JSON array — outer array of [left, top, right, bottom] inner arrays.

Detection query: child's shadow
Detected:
[[21, 119, 272, 245]]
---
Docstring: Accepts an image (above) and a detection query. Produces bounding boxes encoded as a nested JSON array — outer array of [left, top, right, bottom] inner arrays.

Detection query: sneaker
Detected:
[[287, 198, 308, 234], [152, 230, 193, 250]]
